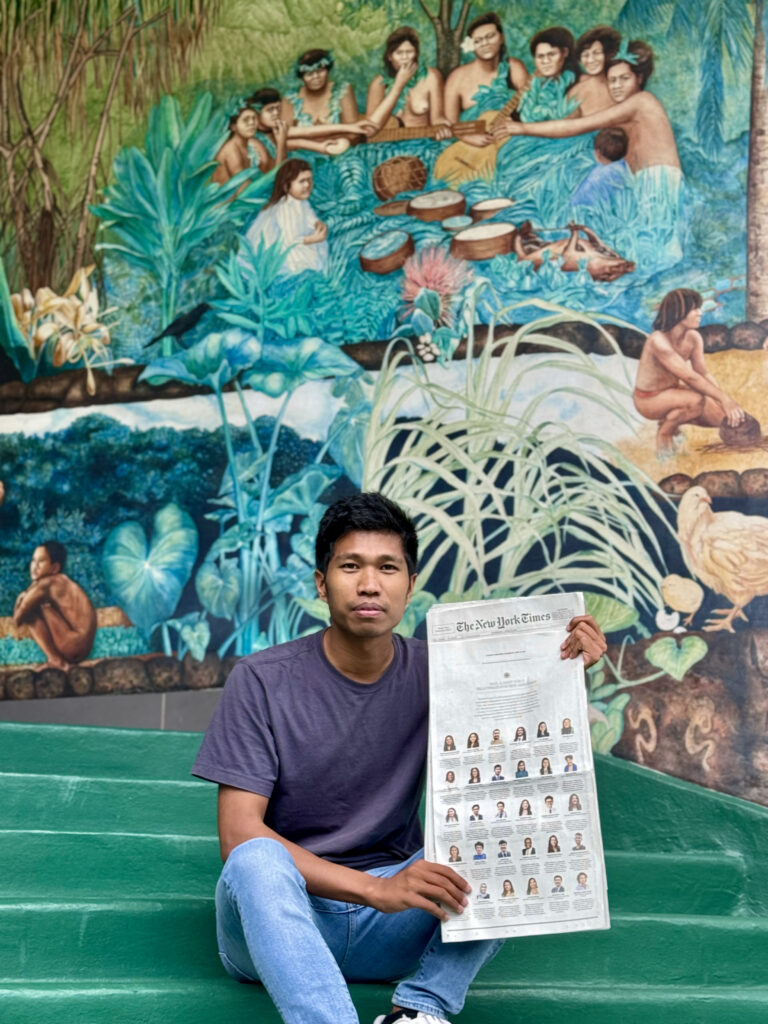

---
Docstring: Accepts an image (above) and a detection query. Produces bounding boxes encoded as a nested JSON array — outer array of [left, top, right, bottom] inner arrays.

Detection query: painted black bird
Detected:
[[145, 303, 212, 348]]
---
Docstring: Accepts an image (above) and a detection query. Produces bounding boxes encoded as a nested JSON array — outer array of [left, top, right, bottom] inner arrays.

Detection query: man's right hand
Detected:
[[368, 859, 470, 920]]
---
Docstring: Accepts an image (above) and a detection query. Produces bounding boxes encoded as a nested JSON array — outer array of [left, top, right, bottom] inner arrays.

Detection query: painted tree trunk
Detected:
[[747, 0, 768, 322]]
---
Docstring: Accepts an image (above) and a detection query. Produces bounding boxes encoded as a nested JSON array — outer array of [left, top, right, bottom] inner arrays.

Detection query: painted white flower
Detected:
[[460, 35, 476, 54], [655, 608, 680, 632]]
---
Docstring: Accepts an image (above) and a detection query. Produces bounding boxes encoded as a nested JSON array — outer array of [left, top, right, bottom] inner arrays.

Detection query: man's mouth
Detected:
[[354, 604, 384, 617]]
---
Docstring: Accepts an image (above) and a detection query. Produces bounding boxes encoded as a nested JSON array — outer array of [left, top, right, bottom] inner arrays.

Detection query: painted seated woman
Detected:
[[245, 159, 328, 276], [566, 25, 622, 116], [365, 26, 449, 132], [283, 49, 359, 127]]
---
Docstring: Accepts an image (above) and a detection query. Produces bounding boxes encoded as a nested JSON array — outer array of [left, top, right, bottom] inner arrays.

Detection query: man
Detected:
[[476, 882, 491, 901], [494, 801, 508, 820], [490, 728, 503, 745], [13, 541, 96, 670], [469, 804, 484, 822], [491, 764, 505, 781], [522, 837, 536, 856], [572, 833, 587, 852], [497, 840, 511, 859], [576, 872, 589, 891], [544, 795, 555, 814], [473, 842, 487, 862], [551, 875, 565, 894], [192, 492, 606, 1024], [564, 755, 578, 773]]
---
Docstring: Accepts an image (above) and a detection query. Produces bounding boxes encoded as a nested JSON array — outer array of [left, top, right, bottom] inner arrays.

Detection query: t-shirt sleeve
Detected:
[[191, 660, 278, 797]]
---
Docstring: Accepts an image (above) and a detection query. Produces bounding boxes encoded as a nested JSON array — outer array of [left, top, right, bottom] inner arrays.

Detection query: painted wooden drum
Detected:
[[469, 197, 515, 221], [449, 221, 516, 261], [359, 230, 415, 274], [406, 189, 466, 222]]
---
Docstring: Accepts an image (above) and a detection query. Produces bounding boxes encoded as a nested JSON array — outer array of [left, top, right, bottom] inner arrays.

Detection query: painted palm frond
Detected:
[[364, 305, 674, 629]]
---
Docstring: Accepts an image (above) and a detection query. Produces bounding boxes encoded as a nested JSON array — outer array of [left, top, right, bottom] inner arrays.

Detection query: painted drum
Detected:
[[359, 230, 415, 274], [450, 221, 516, 261], [406, 189, 466, 222], [470, 197, 515, 221]]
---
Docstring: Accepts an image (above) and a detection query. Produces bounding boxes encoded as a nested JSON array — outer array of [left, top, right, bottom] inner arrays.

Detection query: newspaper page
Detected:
[[425, 591, 609, 942]]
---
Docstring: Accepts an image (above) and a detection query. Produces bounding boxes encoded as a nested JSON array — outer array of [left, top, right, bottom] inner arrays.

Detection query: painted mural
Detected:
[[1, 0, 768, 805]]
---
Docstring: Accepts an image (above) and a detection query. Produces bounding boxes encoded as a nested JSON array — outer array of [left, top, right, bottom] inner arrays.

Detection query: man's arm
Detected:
[[13, 578, 49, 624], [218, 785, 470, 920], [652, 333, 744, 422]]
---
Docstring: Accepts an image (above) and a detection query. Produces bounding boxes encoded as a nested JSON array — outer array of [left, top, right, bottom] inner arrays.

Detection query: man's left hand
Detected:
[[560, 614, 606, 668]]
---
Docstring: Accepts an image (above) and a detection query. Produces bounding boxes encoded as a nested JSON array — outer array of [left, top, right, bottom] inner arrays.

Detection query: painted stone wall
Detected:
[[1, 0, 767, 806]]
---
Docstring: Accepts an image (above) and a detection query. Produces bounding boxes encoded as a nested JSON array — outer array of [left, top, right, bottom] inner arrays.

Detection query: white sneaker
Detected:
[[373, 1014, 450, 1024]]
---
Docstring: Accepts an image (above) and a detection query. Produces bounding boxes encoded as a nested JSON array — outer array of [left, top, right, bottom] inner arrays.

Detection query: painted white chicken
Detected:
[[677, 485, 768, 632]]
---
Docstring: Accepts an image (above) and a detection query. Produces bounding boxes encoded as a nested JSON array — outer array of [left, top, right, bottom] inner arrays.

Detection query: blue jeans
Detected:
[[215, 837, 504, 1024]]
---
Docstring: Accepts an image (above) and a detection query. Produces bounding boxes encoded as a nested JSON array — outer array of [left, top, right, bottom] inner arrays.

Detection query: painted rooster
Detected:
[[677, 485, 768, 632]]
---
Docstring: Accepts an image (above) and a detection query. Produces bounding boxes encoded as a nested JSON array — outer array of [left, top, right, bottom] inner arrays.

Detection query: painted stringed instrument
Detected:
[[432, 84, 526, 186], [366, 120, 485, 143]]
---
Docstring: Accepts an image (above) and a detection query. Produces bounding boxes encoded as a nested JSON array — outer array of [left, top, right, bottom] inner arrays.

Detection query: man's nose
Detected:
[[357, 567, 380, 591]]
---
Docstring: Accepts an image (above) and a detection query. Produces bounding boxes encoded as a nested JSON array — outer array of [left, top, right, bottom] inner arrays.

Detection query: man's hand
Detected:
[[720, 395, 745, 427], [368, 859, 470, 920], [490, 119, 522, 140], [561, 614, 607, 668]]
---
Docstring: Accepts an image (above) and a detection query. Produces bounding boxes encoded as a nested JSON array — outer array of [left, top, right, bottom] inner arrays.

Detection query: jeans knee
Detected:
[[221, 836, 303, 899]]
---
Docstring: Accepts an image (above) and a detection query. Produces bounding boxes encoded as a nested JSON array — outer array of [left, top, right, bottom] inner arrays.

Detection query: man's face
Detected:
[[497, 802, 504, 812], [30, 546, 57, 581], [545, 797, 554, 810], [258, 102, 282, 131], [575, 834, 583, 845], [500, 842, 507, 852], [472, 805, 480, 815], [681, 306, 702, 329], [492, 729, 500, 740], [607, 62, 639, 103], [471, 24, 503, 61], [524, 837, 532, 848], [494, 765, 502, 774], [315, 530, 415, 640], [554, 876, 562, 886], [534, 43, 566, 78], [475, 843, 483, 853]]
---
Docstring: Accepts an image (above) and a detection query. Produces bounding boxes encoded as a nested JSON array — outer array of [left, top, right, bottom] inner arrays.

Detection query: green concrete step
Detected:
[[1, 771, 216, 834], [0, 722, 201, 781], [0, 980, 767, 1024], [2, 900, 766, 986], [0, 828, 746, 916]]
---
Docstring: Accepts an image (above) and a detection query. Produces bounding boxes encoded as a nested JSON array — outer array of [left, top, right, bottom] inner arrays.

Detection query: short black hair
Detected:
[[40, 540, 67, 570], [529, 25, 577, 75], [247, 87, 281, 109], [315, 492, 418, 575], [594, 126, 628, 161]]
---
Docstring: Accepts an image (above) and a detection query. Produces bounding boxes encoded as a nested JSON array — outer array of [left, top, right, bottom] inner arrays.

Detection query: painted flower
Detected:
[[460, 35, 476, 54], [401, 247, 473, 326]]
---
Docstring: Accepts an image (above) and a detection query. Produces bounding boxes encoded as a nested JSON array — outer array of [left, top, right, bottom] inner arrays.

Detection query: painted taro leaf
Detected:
[[196, 559, 242, 620], [103, 503, 199, 638], [584, 593, 639, 634], [644, 635, 708, 682]]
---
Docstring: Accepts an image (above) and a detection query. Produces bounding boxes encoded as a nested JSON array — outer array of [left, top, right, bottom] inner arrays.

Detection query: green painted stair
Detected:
[[2, 721, 767, 1024]]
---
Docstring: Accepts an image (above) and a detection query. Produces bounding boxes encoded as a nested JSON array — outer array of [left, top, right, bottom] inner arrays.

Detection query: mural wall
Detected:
[[2, 0, 768, 805]]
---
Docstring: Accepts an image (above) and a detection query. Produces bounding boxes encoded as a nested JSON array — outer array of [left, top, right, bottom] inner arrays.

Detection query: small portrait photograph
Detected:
[[473, 841, 487, 861], [467, 731, 480, 749], [501, 879, 515, 898], [443, 735, 457, 752], [444, 769, 458, 788], [518, 798, 533, 817], [495, 800, 508, 819], [469, 803, 483, 821], [448, 844, 462, 863], [514, 725, 527, 742], [521, 836, 536, 856], [498, 840, 512, 858], [536, 721, 549, 738], [491, 764, 505, 781], [526, 877, 540, 896], [490, 727, 503, 745], [476, 881, 491, 900], [547, 835, 561, 854], [468, 766, 482, 784], [568, 793, 583, 812], [539, 756, 552, 775], [551, 874, 565, 893], [564, 754, 578, 773], [543, 794, 555, 814], [515, 760, 529, 779], [561, 717, 574, 735], [575, 871, 589, 891], [572, 832, 587, 851], [445, 806, 459, 824]]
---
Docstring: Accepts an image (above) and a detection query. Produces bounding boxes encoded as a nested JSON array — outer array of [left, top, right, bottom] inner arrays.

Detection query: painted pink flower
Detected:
[[401, 246, 472, 325]]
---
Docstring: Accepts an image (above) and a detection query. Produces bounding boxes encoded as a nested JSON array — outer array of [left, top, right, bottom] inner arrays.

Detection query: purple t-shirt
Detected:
[[192, 631, 428, 869]]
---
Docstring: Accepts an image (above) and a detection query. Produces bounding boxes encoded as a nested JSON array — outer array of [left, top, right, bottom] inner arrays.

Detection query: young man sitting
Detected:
[[192, 492, 606, 1024]]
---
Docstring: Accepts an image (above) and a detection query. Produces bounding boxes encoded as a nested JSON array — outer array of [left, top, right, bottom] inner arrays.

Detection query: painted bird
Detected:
[[660, 574, 704, 626], [144, 303, 212, 349], [677, 485, 768, 632]]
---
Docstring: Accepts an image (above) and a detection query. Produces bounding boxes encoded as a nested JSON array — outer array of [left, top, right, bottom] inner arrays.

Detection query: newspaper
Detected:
[[425, 591, 610, 942]]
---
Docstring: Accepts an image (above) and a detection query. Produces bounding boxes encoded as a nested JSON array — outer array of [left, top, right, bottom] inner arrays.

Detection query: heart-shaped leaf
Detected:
[[103, 503, 198, 638], [196, 558, 242, 620], [584, 592, 638, 634], [644, 635, 708, 681], [180, 620, 211, 662]]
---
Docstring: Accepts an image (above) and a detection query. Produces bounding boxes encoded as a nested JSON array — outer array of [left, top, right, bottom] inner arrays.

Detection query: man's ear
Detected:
[[314, 569, 328, 604], [406, 572, 417, 603]]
